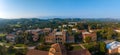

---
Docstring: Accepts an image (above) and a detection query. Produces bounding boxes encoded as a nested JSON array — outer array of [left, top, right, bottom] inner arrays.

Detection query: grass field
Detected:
[[72, 46, 82, 50], [0, 33, 6, 37]]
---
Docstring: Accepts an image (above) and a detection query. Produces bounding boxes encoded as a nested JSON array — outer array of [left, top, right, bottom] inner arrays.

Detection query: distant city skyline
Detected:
[[1, 0, 120, 18]]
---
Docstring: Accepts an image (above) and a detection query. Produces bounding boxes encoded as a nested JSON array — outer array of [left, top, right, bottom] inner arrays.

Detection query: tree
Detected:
[[99, 42, 106, 55], [97, 28, 115, 40], [84, 36, 91, 43], [0, 45, 8, 55], [8, 45, 14, 54], [22, 32, 29, 44], [35, 44, 50, 51], [73, 32, 82, 42], [15, 36, 24, 44], [39, 34, 45, 43], [64, 43, 73, 51], [15, 48, 27, 55], [117, 33, 120, 41]]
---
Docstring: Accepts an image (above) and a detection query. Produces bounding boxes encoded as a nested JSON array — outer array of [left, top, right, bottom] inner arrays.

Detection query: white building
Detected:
[[106, 41, 120, 54]]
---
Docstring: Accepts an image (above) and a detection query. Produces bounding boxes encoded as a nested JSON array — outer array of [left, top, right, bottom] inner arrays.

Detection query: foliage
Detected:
[[14, 44, 26, 47], [35, 44, 50, 51], [64, 43, 73, 51], [15, 48, 27, 55], [97, 28, 116, 40], [73, 32, 82, 42], [0, 18, 120, 55], [84, 36, 91, 43], [0, 33, 6, 37], [8, 46, 16, 55], [72, 46, 82, 50], [98, 42, 106, 55], [0, 45, 8, 55]]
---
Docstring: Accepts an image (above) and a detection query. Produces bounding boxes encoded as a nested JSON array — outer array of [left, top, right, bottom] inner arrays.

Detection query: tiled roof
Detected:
[[26, 43, 91, 55], [67, 49, 91, 55], [26, 50, 48, 55], [82, 32, 96, 37], [49, 43, 67, 55], [6, 34, 16, 38]]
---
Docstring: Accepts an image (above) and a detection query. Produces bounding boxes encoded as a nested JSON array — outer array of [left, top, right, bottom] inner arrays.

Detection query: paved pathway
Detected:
[[79, 44, 86, 49], [72, 44, 86, 49], [27, 46, 36, 49]]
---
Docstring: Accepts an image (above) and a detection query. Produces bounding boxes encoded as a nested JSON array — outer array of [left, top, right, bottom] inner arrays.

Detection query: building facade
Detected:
[[82, 32, 97, 42], [106, 41, 120, 55], [45, 30, 74, 44]]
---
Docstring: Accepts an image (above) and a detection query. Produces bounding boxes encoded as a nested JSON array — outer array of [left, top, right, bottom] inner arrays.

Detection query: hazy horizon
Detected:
[[1, 0, 120, 18]]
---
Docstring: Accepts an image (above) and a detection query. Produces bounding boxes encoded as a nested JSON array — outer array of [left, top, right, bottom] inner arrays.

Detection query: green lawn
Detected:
[[15, 44, 26, 47], [5, 43, 12, 46], [0, 33, 6, 37], [72, 46, 82, 50], [15, 24, 21, 27], [10, 24, 21, 27], [9, 53, 15, 55], [83, 42, 97, 49]]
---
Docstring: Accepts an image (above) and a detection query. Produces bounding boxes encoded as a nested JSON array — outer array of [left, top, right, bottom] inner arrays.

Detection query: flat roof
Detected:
[[82, 32, 91, 34], [106, 41, 120, 50]]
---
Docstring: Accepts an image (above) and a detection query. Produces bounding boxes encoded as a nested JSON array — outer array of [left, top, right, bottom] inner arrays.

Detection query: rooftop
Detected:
[[114, 29, 120, 33], [26, 43, 91, 55], [82, 32, 91, 34], [55, 32, 63, 35], [26, 50, 48, 55], [68, 49, 91, 55], [106, 41, 120, 50]]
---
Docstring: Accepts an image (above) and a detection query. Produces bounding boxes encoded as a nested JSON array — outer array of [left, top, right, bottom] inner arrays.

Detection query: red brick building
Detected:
[[45, 30, 74, 44], [82, 32, 97, 42]]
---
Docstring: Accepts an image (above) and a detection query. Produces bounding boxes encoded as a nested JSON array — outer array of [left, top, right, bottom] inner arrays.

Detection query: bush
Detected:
[[15, 44, 26, 47], [35, 44, 50, 51], [64, 43, 73, 51]]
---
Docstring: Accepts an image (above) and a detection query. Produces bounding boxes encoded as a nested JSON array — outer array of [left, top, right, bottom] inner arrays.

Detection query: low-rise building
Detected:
[[68, 25, 74, 27], [45, 30, 74, 44], [6, 34, 16, 42], [114, 29, 120, 33], [106, 41, 120, 54], [43, 28, 52, 33], [68, 22, 77, 25], [62, 25, 67, 28], [82, 32, 97, 42], [72, 28, 78, 32], [32, 35, 39, 42]]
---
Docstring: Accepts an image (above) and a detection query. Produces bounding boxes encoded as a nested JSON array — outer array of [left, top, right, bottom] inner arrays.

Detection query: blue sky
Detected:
[[0, 0, 120, 18]]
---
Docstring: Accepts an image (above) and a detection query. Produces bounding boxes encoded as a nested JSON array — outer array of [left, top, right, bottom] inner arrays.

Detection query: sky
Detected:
[[0, 0, 120, 18]]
